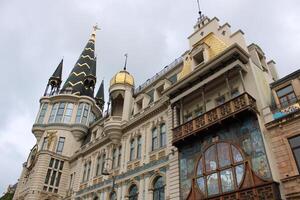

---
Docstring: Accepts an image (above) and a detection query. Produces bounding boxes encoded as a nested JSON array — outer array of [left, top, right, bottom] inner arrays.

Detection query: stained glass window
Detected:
[[205, 145, 217, 172], [217, 143, 231, 167], [196, 142, 245, 197]]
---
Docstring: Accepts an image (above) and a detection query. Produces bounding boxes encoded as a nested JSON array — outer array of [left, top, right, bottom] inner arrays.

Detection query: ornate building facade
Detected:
[[12, 15, 299, 200]]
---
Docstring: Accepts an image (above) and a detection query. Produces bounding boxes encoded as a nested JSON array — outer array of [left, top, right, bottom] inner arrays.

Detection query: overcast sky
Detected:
[[0, 0, 299, 195]]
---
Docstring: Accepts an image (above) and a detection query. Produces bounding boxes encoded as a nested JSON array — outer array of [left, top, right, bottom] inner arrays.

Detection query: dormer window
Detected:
[[276, 85, 296, 108], [193, 51, 204, 67]]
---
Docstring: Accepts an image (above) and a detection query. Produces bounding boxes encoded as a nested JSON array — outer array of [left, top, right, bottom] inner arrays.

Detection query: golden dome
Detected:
[[110, 70, 134, 87]]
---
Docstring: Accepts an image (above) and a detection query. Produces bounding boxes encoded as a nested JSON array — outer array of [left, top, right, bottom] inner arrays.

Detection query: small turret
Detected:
[[44, 59, 63, 96], [95, 79, 105, 110]]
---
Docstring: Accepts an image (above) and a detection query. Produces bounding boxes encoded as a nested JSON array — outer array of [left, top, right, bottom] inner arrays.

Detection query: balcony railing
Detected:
[[270, 96, 300, 120], [172, 93, 257, 144]]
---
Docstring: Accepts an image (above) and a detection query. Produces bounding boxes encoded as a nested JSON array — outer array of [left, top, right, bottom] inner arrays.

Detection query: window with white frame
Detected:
[[48, 102, 74, 123], [152, 123, 167, 151], [118, 146, 122, 167], [76, 103, 91, 125], [112, 148, 117, 169], [37, 103, 48, 124], [137, 136, 142, 159], [82, 161, 91, 182], [152, 128, 158, 151], [42, 137, 48, 150], [160, 124, 166, 147], [56, 137, 65, 154], [43, 158, 64, 193], [130, 139, 135, 161]]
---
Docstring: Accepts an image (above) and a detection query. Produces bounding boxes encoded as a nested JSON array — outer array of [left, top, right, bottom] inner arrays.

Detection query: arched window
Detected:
[[130, 139, 135, 161], [152, 128, 158, 151], [110, 191, 117, 200], [196, 142, 245, 197], [160, 124, 166, 147], [128, 184, 138, 200], [153, 176, 165, 200], [137, 136, 142, 159]]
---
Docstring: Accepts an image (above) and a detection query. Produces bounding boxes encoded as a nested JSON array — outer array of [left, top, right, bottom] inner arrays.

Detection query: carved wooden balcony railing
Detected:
[[172, 93, 257, 144]]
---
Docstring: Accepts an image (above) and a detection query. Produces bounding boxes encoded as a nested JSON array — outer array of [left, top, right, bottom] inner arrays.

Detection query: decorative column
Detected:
[[239, 69, 246, 92]]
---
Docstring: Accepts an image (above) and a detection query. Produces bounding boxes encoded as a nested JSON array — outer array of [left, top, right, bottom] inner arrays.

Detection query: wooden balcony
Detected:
[[172, 93, 257, 145]]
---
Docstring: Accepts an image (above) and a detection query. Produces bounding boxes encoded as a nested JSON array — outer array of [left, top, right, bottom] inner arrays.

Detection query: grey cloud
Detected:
[[0, 0, 299, 194]]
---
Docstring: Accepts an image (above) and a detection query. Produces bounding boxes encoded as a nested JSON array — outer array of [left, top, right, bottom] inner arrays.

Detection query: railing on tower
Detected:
[[134, 57, 183, 94]]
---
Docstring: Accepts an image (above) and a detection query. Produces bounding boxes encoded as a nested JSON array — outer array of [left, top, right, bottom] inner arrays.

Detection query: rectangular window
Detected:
[[42, 137, 48, 150], [160, 124, 166, 147], [55, 103, 66, 123], [277, 85, 297, 107], [289, 135, 300, 171], [231, 88, 240, 98], [118, 146, 122, 167], [194, 107, 203, 117], [49, 103, 59, 123], [56, 137, 65, 154], [137, 137, 142, 159], [215, 95, 226, 106], [76, 103, 84, 123], [112, 149, 117, 169], [37, 103, 48, 124], [44, 158, 64, 193], [95, 156, 101, 176], [130, 139, 135, 161], [63, 103, 73, 123], [152, 128, 158, 151]]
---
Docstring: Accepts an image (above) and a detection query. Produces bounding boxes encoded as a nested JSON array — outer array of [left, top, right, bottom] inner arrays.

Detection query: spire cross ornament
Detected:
[[93, 24, 101, 31], [123, 53, 128, 70]]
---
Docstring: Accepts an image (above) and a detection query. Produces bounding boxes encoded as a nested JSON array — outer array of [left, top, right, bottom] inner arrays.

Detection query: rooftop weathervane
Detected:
[[124, 53, 128, 70], [197, 0, 203, 21]]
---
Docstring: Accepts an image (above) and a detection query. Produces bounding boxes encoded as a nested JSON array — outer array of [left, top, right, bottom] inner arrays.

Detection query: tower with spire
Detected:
[[14, 26, 105, 200]]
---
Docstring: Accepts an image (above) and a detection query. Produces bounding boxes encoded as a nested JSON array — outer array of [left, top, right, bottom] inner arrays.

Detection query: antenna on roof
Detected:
[[197, 0, 203, 20], [123, 53, 128, 70]]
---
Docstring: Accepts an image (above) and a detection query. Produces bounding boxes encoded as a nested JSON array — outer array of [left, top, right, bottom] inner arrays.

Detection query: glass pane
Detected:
[[277, 85, 293, 97], [154, 176, 164, 189], [293, 148, 300, 169], [197, 158, 203, 176], [231, 145, 243, 163], [205, 145, 217, 172], [197, 177, 205, 193], [289, 136, 300, 148], [207, 173, 219, 196], [217, 143, 231, 167], [221, 169, 234, 192], [235, 164, 245, 186]]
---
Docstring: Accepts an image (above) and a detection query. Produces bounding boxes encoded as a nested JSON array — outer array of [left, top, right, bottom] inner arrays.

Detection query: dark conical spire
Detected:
[[44, 59, 63, 96], [95, 80, 105, 110], [51, 59, 63, 80], [61, 25, 99, 96]]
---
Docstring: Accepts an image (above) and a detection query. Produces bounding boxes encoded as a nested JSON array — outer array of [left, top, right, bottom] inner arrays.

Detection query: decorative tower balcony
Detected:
[[172, 92, 257, 145]]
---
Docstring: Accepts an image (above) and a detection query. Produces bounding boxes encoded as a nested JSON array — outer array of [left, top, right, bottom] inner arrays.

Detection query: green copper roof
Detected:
[[61, 30, 97, 97]]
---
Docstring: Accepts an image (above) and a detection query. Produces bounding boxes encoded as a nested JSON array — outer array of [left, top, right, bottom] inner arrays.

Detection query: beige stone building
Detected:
[[13, 14, 298, 200], [264, 70, 300, 200]]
